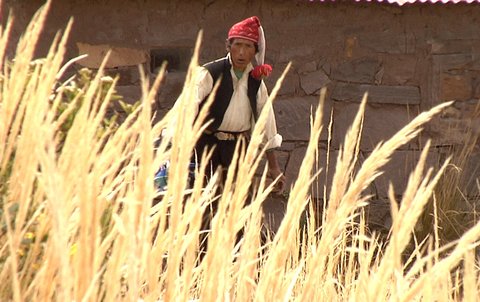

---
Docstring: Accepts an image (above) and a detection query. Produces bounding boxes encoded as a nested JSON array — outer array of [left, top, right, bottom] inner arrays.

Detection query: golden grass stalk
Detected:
[[254, 86, 324, 301], [418, 102, 480, 246], [3, 3, 480, 301]]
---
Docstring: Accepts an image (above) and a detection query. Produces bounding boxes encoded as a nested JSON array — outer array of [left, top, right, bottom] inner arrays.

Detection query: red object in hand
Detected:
[[251, 64, 272, 80]]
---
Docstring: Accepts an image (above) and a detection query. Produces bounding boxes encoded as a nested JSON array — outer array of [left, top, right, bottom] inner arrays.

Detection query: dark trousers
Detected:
[[194, 132, 249, 258], [193, 132, 240, 178]]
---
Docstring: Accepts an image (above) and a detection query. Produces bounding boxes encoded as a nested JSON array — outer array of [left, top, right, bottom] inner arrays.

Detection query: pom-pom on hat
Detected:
[[228, 16, 266, 65]]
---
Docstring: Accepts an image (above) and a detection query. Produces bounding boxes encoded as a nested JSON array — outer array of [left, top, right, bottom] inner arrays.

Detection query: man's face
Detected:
[[228, 38, 256, 71]]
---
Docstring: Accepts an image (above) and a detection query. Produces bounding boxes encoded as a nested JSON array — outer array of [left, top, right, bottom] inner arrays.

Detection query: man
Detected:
[[190, 16, 286, 192], [160, 16, 285, 256]]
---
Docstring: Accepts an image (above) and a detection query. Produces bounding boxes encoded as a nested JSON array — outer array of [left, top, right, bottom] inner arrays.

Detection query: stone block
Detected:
[[283, 146, 304, 193], [331, 57, 382, 84], [474, 78, 480, 99], [425, 117, 472, 146], [381, 54, 417, 85], [104, 66, 141, 85], [278, 141, 297, 151], [439, 73, 472, 101], [285, 146, 375, 200], [332, 102, 418, 151], [115, 85, 142, 105], [453, 99, 480, 120], [424, 100, 480, 146], [284, 146, 335, 199], [262, 194, 287, 234], [370, 149, 441, 199], [463, 56, 480, 71], [275, 96, 333, 142], [429, 39, 480, 55], [433, 54, 475, 70], [277, 45, 315, 63], [300, 69, 331, 95], [322, 62, 332, 76], [156, 71, 187, 109], [432, 148, 480, 198], [265, 69, 299, 96], [460, 151, 480, 197], [365, 199, 392, 231], [358, 31, 413, 54], [76, 43, 148, 68], [298, 61, 319, 74], [331, 83, 421, 105], [473, 40, 480, 54], [426, 15, 478, 41]]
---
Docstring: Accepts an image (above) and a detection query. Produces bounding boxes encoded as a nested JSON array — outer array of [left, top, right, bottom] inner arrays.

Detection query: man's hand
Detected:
[[266, 149, 285, 194], [269, 167, 286, 194]]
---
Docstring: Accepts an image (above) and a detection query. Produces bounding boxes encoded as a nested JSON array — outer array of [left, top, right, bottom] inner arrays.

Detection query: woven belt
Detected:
[[205, 130, 248, 141]]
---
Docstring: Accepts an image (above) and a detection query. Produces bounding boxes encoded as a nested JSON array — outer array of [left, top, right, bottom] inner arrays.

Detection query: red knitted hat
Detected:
[[228, 16, 261, 43]]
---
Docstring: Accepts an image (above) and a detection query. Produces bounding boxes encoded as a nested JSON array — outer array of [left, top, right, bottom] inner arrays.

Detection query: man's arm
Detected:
[[255, 82, 285, 192], [266, 149, 286, 193]]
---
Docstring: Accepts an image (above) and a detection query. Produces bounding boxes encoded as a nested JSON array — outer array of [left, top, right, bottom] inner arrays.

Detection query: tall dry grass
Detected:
[[416, 103, 480, 248], [1, 3, 480, 301]]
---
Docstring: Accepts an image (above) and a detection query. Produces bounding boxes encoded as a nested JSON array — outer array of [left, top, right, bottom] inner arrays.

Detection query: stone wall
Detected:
[[4, 0, 480, 230]]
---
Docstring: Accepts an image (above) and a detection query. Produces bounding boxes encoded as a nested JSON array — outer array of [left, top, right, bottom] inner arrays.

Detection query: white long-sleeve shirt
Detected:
[[169, 54, 282, 150]]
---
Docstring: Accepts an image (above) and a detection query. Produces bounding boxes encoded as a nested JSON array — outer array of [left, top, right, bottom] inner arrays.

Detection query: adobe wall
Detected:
[[4, 0, 480, 230]]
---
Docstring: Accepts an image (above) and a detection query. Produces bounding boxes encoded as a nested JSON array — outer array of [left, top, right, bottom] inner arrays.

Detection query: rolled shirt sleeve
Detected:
[[194, 67, 214, 108], [256, 82, 282, 150]]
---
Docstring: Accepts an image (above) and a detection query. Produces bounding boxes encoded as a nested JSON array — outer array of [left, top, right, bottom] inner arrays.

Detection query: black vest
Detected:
[[200, 57, 262, 131]]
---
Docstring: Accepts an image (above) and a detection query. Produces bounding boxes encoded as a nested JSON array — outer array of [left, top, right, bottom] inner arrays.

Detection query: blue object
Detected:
[[154, 162, 169, 191], [154, 161, 197, 192]]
